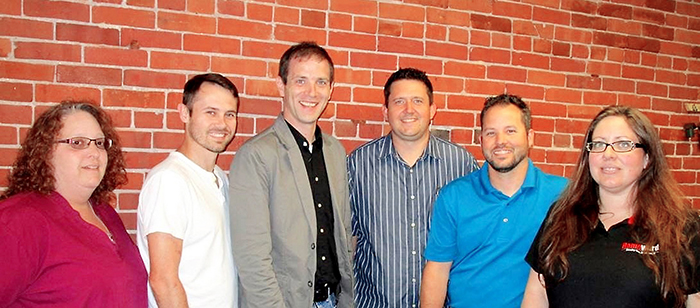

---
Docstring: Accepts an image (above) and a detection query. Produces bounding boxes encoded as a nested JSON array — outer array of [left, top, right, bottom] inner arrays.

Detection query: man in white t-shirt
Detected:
[[137, 73, 240, 308]]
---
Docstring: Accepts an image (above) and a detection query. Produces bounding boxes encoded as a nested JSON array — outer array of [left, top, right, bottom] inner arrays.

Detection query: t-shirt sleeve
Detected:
[[137, 170, 191, 240], [424, 185, 459, 262]]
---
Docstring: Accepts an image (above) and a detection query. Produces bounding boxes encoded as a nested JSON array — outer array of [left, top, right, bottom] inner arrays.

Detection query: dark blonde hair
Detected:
[[2, 100, 127, 205], [537, 105, 697, 307]]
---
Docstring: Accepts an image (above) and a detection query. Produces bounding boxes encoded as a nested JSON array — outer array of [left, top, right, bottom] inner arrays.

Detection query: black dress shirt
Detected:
[[286, 122, 341, 302]]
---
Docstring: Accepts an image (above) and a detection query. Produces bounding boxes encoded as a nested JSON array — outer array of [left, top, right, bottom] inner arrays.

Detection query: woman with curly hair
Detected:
[[522, 105, 700, 308], [0, 101, 147, 307]]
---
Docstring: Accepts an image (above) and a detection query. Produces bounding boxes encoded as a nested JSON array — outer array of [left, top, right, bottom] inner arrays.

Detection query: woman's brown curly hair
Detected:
[[1, 100, 127, 205]]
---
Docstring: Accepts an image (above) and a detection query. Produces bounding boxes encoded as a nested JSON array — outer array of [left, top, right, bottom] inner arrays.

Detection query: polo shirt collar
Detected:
[[478, 158, 537, 197]]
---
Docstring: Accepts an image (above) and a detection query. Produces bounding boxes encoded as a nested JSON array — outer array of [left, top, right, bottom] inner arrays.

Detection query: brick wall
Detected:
[[1, 0, 699, 234]]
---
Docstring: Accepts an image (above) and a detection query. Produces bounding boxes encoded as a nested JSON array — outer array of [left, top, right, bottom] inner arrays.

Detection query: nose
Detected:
[[308, 82, 318, 97], [405, 101, 416, 114], [601, 144, 617, 158], [86, 140, 102, 156], [495, 131, 506, 144]]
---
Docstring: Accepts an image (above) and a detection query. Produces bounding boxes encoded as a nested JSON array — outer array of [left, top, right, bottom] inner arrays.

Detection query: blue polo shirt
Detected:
[[424, 159, 567, 307]]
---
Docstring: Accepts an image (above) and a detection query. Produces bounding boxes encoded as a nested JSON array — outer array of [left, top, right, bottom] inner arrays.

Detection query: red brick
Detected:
[[24, 0, 89, 22], [666, 14, 687, 28], [425, 41, 467, 60], [274, 25, 326, 45], [56, 23, 119, 46], [329, 13, 352, 31], [240, 41, 288, 61], [447, 0, 491, 12], [337, 103, 383, 121], [660, 41, 692, 57], [150, 51, 209, 71], [15, 42, 81, 62], [245, 79, 278, 98], [505, 83, 545, 101], [562, 0, 597, 14], [469, 30, 490, 47], [0, 125, 19, 145], [446, 95, 483, 111], [551, 58, 585, 73], [330, 0, 376, 15], [404, 22, 425, 38], [354, 16, 378, 34], [533, 7, 570, 26], [651, 97, 683, 114], [273, 6, 299, 24], [571, 44, 589, 59], [470, 47, 509, 64], [622, 65, 654, 81], [619, 94, 651, 109], [104, 89, 166, 109], [491, 33, 510, 49], [0, 38, 10, 57], [300, 10, 326, 28], [530, 101, 566, 118], [669, 86, 698, 100], [645, 0, 675, 12], [487, 66, 527, 83], [552, 42, 571, 57], [0, 17, 53, 39], [358, 122, 384, 139], [528, 70, 565, 86], [426, 24, 447, 40], [84, 47, 147, 67], [608, 19, 642, 36], [567, 75, 601, 90], [633, 8, 665, 25], [444, 62, 485, 79], [602, 78, 635, 92], [35, 84, 100, 104], [587, 61, 621, 77], [277, 0, 327, 10], [187, 0, 214, 13], [134, 111, 165, 129], [158, 0, 185, 10], [378, 37, 423, 55], [56, 65, 122, 86], [93, 6, 155, 28], [545, 88, 582, 103], [426, 7, 469, 27], [598, 3, 632, 19], [432, 76, 464, 93], [636, 81, 667, 97], [350, 52, 397, 70], [493, 1, 531, 19], [555, 27, 593, 44], [159, 11, 216, 34], [470, 14, 511, 33], [655, 70, 685, 85], [431, 111, 469, 127], [582, 91, 616, 106], [628, 37, 661, 53], [567, 104, 603, 119], [689, 74, 700, 87], [121, 28, 181, 50], [677, 29, 700, 46], [571, 14, 606, 30], [533, 39, 552, 54], [0, 0, 20, 15], [124, 70, 185, 89], [0, 60, 55, 81], [218, 0, 244, 16], [448, 27, 469, 44], [350, 87, 382, 105], [334, 120, 357, 138], [378, 3, 425, 22], [593, 32, 627, 49], [243, 3, 270, 21], [590, 46, 606, 60], [0, 83, 32, 103], [210, 57, 266, 77], [378, 20, 401, 36], [465, 79, 506, 95], [513, 36, 531, 51], [128, 0, 155, 8], [678, 2, 700, 18], [398, 57, 442, 75], [181, 34, 239, 55], [329, 31, 375, 51]]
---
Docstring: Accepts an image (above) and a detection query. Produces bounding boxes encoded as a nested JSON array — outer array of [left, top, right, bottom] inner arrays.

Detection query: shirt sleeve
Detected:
[[138, 169, 190, 240], [424, 184, 459, 262]]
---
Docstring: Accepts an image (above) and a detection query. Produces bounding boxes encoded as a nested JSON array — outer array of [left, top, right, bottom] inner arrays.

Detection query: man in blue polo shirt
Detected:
[[420, 94, 568, 308]]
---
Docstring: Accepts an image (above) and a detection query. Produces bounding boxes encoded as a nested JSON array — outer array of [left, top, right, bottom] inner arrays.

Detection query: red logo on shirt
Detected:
[[621, 242, 659, 255]]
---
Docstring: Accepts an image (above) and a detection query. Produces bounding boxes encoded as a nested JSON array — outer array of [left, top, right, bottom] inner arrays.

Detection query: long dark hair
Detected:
[[537, 105, 696, 307], [2, 100, 127, 205]]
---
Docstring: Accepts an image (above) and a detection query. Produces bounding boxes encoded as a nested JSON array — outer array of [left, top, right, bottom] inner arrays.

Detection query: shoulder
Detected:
[[145, 155, 193, 183], [348, 135, 387, 160], [0, 192, 52, 231], [440, 170, 480, 195], [429, 136, 477, 160], [535, 168, 569, 187]]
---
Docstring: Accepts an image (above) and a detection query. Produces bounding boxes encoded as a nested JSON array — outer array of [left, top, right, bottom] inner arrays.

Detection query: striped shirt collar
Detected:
[[377, 133, 441, 163]]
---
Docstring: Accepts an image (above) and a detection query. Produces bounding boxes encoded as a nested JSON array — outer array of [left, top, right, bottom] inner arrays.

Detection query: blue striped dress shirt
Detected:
[[348, 134, 479, 308]]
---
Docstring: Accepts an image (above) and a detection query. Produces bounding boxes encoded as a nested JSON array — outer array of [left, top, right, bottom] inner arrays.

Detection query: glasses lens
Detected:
[[70, 137, 89, 149], [588, 142, 606, 152], [612, 141, 633, 152]]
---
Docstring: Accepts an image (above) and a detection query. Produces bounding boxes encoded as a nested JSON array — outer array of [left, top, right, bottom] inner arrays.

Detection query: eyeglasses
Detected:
[[586, 140, 644, 153], [56, 137, 113, 150]]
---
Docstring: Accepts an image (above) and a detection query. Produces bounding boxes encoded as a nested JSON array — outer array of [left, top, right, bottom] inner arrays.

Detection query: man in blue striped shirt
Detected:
[[348, 68, 479, 308]]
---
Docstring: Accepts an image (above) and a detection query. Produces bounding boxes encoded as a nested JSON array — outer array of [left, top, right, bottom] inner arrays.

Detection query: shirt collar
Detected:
[[377, 134, 440, 162], [286, 120, 323, 152]]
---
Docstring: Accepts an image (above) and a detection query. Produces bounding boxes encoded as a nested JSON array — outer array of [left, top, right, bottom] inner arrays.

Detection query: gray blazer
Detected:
[[229, 115, 354, 308]]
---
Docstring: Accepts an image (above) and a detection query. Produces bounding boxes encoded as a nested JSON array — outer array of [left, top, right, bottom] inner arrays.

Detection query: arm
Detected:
[[229, 143, 285, 308], [521, 269, 548, 308], [688, 293, 700, 308], [147, 232, 188, 308], [420, 260, 452, 308]]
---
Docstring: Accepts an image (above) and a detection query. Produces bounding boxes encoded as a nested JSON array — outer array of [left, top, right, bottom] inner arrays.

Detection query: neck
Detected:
[[56, 188, 92, 211], [487, 159, 529, 197], [391, 133, 430, 167], [178, 139, 218, 172]]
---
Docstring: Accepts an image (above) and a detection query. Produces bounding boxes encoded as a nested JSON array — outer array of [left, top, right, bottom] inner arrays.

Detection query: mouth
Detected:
[[400, 117, 418, 123], [493, 147, 512, 155], [208, 129, 230, 139], [83, 165, 100, 170], [300, 101, 319, 108], [601, 166, 619, 173]]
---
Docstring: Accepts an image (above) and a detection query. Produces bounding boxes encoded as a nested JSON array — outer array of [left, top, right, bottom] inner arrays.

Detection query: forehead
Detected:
[[59, 110, 102, 136], [482, 104, 525, 127], [286, 56, 331, 77], [592, 116, 635, 137], [191, 82, 238, 109], [388, 79, 429, 97]]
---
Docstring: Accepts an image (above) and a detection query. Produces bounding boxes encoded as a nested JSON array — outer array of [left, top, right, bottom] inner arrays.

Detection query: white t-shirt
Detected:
[[137, 152, 237, 308]]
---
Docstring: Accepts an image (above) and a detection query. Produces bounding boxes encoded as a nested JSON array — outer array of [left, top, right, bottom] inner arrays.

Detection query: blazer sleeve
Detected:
[[229, 141, 286, 308]]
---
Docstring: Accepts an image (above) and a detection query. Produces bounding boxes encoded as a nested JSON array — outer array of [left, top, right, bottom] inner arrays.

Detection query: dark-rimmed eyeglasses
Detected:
[[56, 137, 113, 150], [586, 140, 644, 153]]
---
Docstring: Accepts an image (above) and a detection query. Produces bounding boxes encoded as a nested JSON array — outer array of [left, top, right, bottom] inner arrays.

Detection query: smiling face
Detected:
[[384, 79, 437, 144], [181, 82, 239, 154], [51, 111, 108, 199], [588, 115, 647, 197], [277, 56, 333, 136], [480, 103, 533, 174]]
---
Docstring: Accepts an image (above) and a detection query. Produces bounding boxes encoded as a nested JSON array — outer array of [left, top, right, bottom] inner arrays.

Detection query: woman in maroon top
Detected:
[[0, 101, 147, 307]]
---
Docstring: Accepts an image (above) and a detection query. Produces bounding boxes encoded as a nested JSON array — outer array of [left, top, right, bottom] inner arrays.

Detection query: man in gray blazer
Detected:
[[229, 42, 353, 308]]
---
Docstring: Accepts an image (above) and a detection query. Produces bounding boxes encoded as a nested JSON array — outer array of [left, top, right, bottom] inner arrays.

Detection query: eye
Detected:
[[94, 139, 105, 147], [295, 79, 306, 85], [591, 141, 607, 150], [317, 79, 328, 86], [393, 99, 405, 105], [483, 131, 495, 137], [225, 112, 237, 119], [507, 129, 517, 134], [71, 138, 87, 147], [413, 99, 424, 105], [616, 141, 633, 150]]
